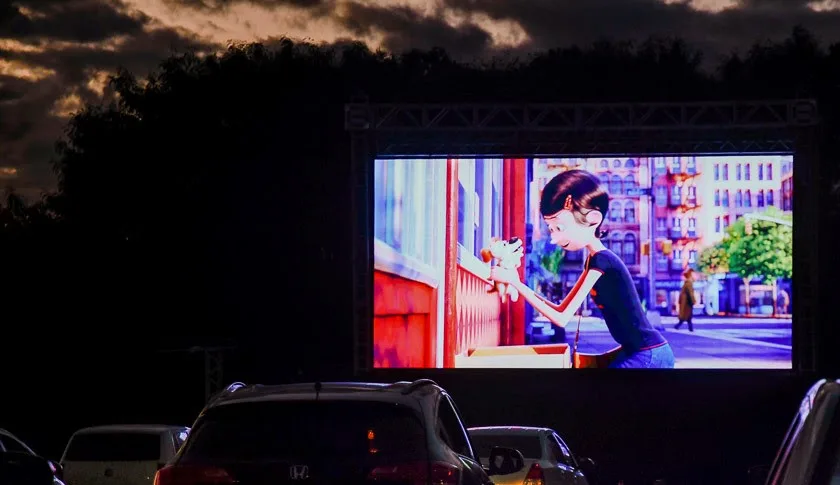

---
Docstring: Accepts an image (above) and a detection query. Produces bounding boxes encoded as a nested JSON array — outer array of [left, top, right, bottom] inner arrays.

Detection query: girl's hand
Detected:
[[490, 266, 521, 285]]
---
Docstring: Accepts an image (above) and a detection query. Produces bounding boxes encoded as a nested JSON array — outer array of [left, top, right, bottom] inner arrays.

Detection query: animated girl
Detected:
[[490, 169, 676, 369]]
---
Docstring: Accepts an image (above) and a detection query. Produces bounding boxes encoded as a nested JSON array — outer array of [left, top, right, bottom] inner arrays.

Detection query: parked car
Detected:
[[468, 426, 594, 485], [155, 379, 526, 485], [0, 428, 65, 485], [61, 424, 190, 485], [748, 378, 840, 485]]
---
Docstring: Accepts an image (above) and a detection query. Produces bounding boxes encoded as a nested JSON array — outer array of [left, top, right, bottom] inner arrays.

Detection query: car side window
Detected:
[[552, 434, 574, 466], [547, 435, 567, 465], [437, 396, 473, 458], [0, 435, 30, 454]]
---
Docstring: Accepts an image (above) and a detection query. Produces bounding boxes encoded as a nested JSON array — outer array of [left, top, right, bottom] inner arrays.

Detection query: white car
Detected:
[[60, 425, 189, 485], [468, 426, 593, 485]]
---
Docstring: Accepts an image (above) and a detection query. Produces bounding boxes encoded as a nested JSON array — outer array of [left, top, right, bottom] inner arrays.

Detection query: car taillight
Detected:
[[368, 461, 459, 485], [523, 462, 545, 485], [154, 465, 235, 485]]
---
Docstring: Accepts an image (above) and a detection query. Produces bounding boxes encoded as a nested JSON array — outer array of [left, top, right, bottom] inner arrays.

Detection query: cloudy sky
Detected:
[[1, 0, 839, 196]]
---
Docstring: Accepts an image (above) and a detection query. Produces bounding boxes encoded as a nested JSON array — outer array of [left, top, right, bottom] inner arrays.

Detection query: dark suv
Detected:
[[154, 379, 525, 485]]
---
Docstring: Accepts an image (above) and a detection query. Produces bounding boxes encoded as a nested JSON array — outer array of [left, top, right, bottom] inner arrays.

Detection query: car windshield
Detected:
[[180, 400, 428, 464], [470, 433, 543, 459]]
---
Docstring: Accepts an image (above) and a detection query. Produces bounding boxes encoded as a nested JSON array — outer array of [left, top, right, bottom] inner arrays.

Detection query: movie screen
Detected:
[[373, 156, 793, 369]]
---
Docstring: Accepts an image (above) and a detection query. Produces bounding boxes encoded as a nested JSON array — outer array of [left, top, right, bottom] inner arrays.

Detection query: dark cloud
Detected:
[[0, 1, 219, 195], [162, 0, 333, 12], [337, 2, 492, 58], [441, 0, 840, 60], [1, 0, 149, 43]]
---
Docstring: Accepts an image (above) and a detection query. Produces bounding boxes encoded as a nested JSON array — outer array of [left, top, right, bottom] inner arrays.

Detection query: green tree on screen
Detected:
[[724, 208, 792, 316], [697, 244, 730, 275]]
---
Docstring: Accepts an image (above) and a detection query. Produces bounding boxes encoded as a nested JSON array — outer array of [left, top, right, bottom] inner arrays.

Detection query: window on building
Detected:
[[599, 172, 609, 188], [609, 174, 622, 195], [670, 157, 681, 173], [656, 186, 667, 207], [723, 164, 729, 180], [671, 185, 681, 205], [656, 217, 666, 232], [600, 159, 609, 169], [688, 185, 697, 198], [723, 215, 730, 228], [745, 189, 752, 207], [715, 217, 721, 233], [610, 233, 623, 254], [622, 234, 637, 265], [625, 159, 636, 168], [672, 217, 681, 229], [375, 158, 445, 267], [655, 158, 667, 176], [623, 174, 636, 195], [735, 190, 743, 207], [613, 159, 622, 169], [686, 157, 697, 173], [714, 190, 720, 206], [767, 163, 773, 180], [457, 158, 506, 260], [689, 250, 697, 264], [745, 163, 751, 181], [767, 189, 774, 207], [610, 201, 622, 222], [736, 164, 742, 181], [723, 190, 730, 207], [714, 164, 720, 181], [758, 163, 764, 180], [688, 218, 696, 230], [624, 201, 636, 223], [757, 190, 765, 207]]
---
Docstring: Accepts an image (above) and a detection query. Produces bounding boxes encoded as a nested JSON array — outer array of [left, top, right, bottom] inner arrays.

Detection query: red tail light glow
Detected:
[[153, 465, 235, 485], [523, 462, 545, 485], [368, 461, 459, 485]]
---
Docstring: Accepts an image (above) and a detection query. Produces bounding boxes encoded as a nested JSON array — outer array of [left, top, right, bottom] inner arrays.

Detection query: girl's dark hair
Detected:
[[540, 169, 610, 238]]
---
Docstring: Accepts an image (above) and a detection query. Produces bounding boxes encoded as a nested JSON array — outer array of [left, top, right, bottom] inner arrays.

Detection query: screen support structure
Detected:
[[346, 99, 820, 375]]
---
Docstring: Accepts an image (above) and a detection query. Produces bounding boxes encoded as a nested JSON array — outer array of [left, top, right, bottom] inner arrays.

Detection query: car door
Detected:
[[436, 395, 491, 485]]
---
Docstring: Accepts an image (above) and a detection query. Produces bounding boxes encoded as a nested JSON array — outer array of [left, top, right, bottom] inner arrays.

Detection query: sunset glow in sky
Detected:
[[1, 0, 840, 196]]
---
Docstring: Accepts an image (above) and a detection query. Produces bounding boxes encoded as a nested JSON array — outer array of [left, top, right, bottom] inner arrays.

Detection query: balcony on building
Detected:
[[670, 259, 684, 271], [669, 228, 683, 239]]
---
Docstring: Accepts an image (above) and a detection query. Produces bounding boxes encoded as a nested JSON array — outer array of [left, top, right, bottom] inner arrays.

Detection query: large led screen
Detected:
[[373, 156, 793, 369]]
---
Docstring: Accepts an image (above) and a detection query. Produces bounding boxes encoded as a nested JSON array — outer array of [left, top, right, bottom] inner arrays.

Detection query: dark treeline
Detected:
[[1, 27, 837, 476]]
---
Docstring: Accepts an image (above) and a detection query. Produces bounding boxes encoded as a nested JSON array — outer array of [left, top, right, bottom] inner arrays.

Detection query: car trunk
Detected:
[[173, 399, 430, 485], [61, 431, 163, 485]]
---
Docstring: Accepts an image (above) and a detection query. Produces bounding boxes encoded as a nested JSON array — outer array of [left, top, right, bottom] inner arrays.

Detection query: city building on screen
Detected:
[[529, 155, 792, 321]]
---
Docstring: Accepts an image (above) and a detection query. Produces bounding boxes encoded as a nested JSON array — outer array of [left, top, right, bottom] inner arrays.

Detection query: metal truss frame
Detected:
[[347, 99, 821, 375]]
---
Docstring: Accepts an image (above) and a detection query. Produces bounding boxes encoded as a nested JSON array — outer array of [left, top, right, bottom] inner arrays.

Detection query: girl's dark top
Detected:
[[587, 250, 667, 353]]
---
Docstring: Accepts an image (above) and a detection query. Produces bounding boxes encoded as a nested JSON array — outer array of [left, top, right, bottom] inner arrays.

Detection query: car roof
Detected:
[[72, 425, 188, 435], [206, 380, 442, 410], [468, 426, 552, 435]]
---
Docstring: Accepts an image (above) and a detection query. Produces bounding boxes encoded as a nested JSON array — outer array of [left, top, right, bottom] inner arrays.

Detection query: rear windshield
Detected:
[[180, 400, 427, 464], [470, 433, 543, 459], [65, 432, 161, 462]]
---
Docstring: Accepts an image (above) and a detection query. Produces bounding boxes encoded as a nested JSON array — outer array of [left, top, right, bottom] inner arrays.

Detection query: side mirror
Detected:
[[48, 460, 64, 479], [488, 446, 525, 476], [576, 456, 598, 483]]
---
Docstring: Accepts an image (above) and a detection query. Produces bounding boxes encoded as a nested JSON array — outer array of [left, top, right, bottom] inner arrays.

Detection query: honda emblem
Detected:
[[289, 465, 309, 480]]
